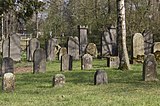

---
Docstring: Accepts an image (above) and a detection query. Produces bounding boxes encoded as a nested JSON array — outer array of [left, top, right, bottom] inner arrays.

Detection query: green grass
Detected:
[[0, 59, 160, 106]]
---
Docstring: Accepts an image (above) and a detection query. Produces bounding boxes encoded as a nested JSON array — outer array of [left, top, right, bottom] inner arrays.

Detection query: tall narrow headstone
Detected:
[[28, 38, 40, 61], [143, 54, 158, 81], [101, 26, 117, 57], [58, 47, 67, 60], [78, 25, 88, 56], [46, 38, 56, 61], [68, 36, 79, 60], [132, 33, 145, 63], [2, 38, 9, 58], [61, 54, 72, 71], [33, 48, 46, 73], [81, 54, 93, 70], [86, 43, 98, 58]]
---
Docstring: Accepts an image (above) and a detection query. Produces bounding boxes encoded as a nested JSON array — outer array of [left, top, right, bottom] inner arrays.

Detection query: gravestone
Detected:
[[101, 26, 117, 57], [1, 57, 14, 76], [9, 34, 21, 61], [33, 48, 46, 73], [2, 72, 15, 92], [68, 36, 79, 60], [78, 25, 88, 56], [46, 38, 56, 61], [81, 53, 93, 70], [143, 54, 158, 81], [61, 54, 72, 71], [94, 70, 108, 85], [53, 74, 65, 87], [153, 42, 160, 64], [2, 38, 9, 58], [28, 38, 40, 61], [86, 43, 98, 58], [107, 56, 119, 68], [132, 33, 145, 63], [59, 47, 67, 60]]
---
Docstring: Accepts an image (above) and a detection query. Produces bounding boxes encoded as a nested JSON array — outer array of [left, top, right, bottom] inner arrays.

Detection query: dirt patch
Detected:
[[15, 66, 32, 74]]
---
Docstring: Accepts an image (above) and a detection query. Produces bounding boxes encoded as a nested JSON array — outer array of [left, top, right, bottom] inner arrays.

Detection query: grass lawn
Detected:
[[0, 59, 160, 106]]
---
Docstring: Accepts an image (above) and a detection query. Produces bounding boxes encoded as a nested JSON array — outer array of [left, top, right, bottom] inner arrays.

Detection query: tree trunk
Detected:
[[117, 0, 131, 70]]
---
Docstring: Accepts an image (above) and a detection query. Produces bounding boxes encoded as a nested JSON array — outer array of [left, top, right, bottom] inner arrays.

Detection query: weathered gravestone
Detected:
[[107, 56, 119, 68], [2, 38, 9, 58], [28, 38, 40, 61], [81, 54, 92, 70], [33, 48, 46, 73], [101, 26, 117, 57], [142, 54, 158, 81], [94, 70, 108, 85], [68, 36, 79, 60], [59, 47, 67, 61], [61, 54, 72, 71], [132, 33, 145, 63], [46, 38, 57, 61], [86, 43, 98, 58], [9, 34, 21, 61], [1, 57, 14, 76], [2, 72, 15, 92], [153, 42, 160, 64], [78, 25, 88, 56], [52, 74, 65, 87]]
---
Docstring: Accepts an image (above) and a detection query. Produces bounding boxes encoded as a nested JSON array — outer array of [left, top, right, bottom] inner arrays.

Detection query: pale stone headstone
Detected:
[[86, 43, 98, 58], [46, 38, 56, 61], [28, 38, 40, 61], [153, 42, 160, 64], [143, 54, 158, 81], [94, 70, 108, 85], [101, 26, 117, 57], [33, 48, 46, 73], [58, 47, 67, 60], [61, 54, 72, 71], [2, 38, 9, 58], [68, 36, 79, 60], [81, 54, 92, 70], [53, 74, 65, 87], [132, 33, 145, 63], [78, 25, 88, 56], [107, 56, 119, 68], [1, 57, 14, 76], [2, 72, 15, 92]]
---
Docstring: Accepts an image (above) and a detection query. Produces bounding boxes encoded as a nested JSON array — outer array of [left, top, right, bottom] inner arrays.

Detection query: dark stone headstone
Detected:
[[86, 43, 98, 58], [78, 25, 88, 56], [81, 53, 92, 70], [68, 36, 79, 60], [53, 74, 65, 87], [61, 54, 72, 71], [107, 56, 119, 68], [33, 48, 46, 73], [2, 72, 15, 92], [143, 54, 158, 81], [1, 57, 14, 76], [46, 38, 56, 61], [94, 70, 108, 85]]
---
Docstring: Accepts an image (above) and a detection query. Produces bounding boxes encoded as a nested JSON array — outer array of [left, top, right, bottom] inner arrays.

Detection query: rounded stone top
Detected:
[[4, 73, 14, 78]]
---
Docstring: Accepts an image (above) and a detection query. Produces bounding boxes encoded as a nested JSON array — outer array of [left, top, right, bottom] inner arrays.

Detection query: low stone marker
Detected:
[[1, 57, 14, 76], [61, 54, 72, 71], [143, 54, 158, 81], [2, 72, 15, 92], [107, 56, 119, 68], [81, 54, 93, 70], [58, 47, 67, 61], [33, 48, 46, 73], [94, 70, 108, 85], [52, 74, 65, 87], [86, 43, 98, 58]]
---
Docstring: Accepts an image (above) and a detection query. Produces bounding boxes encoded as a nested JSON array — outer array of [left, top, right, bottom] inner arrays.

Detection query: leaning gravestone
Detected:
[[1, 57, 14, 76], [94, 70, 108, 85], [33, 48, 46, 73], [28, 38, 40, 61], [107, 56, 119, 68], [81, 53, 93, 70], [61, 54, 72, 71], [101, 26, 117, 57], [86, 43, 98, 58], [52, 74, 65, 87], [46, 38, 56, 61], [2, 72, 15, 92], [68, 36, 79, 60], [58, 47, 67, 60], [132, 33, 145, 63], [2, 38, 9, 58], [9, 34, 21, 61], [142, 54, 158, 81], [78, 25, 88, 56]]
